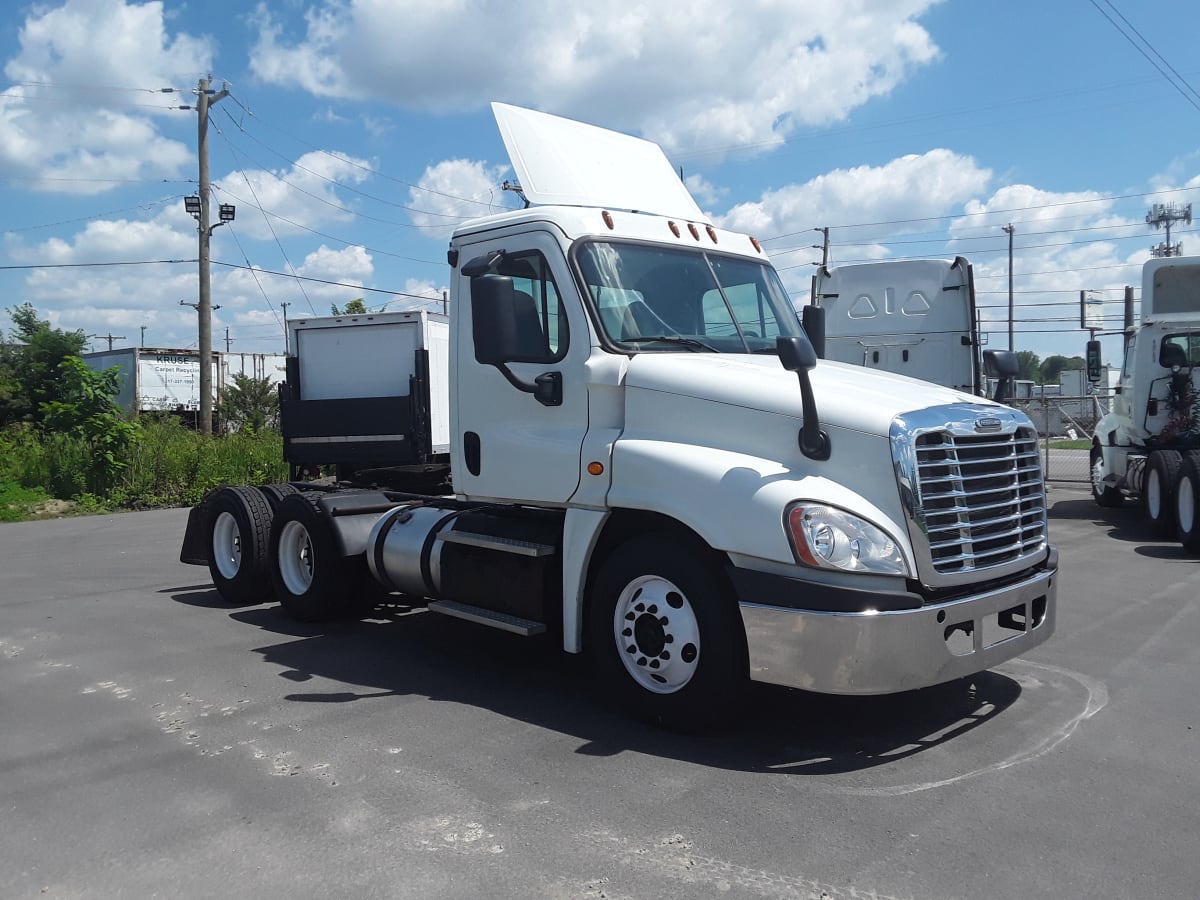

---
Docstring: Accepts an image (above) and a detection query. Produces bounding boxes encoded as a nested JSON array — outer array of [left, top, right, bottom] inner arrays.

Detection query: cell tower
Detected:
[[1146, 202, 1191, 257]]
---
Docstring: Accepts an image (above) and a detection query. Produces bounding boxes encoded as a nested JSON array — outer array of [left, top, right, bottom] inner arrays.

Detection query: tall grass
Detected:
[[0, 418, 289, 513]]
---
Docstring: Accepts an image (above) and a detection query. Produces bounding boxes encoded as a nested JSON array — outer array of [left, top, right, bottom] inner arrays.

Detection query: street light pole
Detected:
[[1002, 224, 1015, 352]]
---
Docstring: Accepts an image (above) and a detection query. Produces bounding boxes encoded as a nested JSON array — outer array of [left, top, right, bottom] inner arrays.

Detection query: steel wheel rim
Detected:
[[1091, 454, 1106, 497], [212, 511, 242, 579], [1148, 469, 1163, 518], [278, 520, 315, 595], [613, 574, 701, 694], [1180, 475, 1196, 532]]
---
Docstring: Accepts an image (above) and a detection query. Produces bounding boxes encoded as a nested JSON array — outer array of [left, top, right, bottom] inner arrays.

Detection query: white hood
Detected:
[[624, 353, 992, 436]]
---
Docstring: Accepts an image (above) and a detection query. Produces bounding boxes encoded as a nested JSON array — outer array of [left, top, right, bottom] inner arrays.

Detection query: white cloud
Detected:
[[215, 150, 375, 239], [249, 0, 942, 159], [719, 148, 992, 247], [1, 0, 212, 193], [408, 158, 512, 236]]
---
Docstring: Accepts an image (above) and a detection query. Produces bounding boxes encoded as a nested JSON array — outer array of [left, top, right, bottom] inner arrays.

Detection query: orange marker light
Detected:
[[602, 211, 614, 229], [587, 461, 605, 476]]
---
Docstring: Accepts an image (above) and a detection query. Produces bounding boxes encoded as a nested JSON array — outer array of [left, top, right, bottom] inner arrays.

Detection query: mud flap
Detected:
[[179, 502, 210, 566]]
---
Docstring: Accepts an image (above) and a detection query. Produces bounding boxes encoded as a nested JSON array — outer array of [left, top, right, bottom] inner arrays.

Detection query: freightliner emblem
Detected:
[[975, 416, 1003, 432]]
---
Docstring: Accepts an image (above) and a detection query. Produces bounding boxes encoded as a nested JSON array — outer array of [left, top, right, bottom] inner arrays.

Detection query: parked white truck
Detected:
[[1089, 255, 1200, 552], [181, 103, 1057, 728], [812, 257, 982, 392]]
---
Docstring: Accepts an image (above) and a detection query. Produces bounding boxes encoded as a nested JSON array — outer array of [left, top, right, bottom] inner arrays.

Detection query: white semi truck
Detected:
[[812, 257, 982, 393], [181, 103, 1057, 729], [1089, 256, 1200, 552]]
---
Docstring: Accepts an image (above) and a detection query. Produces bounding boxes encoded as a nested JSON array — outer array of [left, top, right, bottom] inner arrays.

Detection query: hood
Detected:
[[624, 353, 989, 435]]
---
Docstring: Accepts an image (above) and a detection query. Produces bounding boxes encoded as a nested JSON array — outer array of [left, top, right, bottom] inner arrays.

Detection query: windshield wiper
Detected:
[[630, 335, 720, 352]]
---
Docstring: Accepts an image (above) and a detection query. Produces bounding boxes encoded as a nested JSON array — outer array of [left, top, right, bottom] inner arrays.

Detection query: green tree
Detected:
[[1039, 354, 1085, 385], [1, 303, 88, 425], [40, 356, 141, 495], [331, 298, 368, 315], [1015, 350, 1041, 383], [217, 373, 279, 433]]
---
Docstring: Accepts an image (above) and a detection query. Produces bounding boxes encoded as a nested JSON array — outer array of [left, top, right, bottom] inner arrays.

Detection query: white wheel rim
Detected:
[[1180, 475, 1196, 532], [278, 520, 315, 595], [1091, 455, 1105, 495], [1148, 470, 1163, 518], [212, 512, 242, 579], [613, 574, 701, 694]]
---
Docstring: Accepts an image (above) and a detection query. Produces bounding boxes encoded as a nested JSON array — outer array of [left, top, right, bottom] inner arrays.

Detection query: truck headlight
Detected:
[[786, 504, 910, 576]]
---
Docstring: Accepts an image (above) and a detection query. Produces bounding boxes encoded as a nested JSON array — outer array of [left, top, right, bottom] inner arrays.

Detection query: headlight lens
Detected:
[[787, 504, 909, 576]]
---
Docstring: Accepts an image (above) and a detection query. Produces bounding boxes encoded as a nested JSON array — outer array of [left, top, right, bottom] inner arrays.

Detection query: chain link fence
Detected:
[[1008, 389, 1112, 485]]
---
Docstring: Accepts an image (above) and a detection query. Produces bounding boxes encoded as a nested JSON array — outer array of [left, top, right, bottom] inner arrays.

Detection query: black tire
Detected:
[[1090, 444, 1123, 508], [258, 482, 300, 512], [268, 493, 366, 622], [587, 535, 748, 731], [206, 486, 274, 605], [1145, 450, 1182, 538], [1175, 451, 1200, 554]]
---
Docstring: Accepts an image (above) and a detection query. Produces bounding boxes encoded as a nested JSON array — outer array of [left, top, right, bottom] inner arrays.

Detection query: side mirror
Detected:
[[982, 349, 1019, 378], [471, 275, 520, 365], [1086, 340, 1103, 383], [469, 273, 561, 406], [983, 349, 1019, 405], [801, 305, 826, 360], [777, 334, 817, 372]]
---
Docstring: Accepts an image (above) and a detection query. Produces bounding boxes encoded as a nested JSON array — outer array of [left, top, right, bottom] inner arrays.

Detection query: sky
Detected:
[[3, 0, 1200, 369]]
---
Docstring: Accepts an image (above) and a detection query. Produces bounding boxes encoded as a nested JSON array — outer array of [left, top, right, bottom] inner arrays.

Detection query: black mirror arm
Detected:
[[492, 364, 563, 407], [794, 370, 831, 460]]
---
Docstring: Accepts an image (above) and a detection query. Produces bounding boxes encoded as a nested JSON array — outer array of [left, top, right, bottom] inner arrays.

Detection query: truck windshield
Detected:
[[574, 241, 802, 353]]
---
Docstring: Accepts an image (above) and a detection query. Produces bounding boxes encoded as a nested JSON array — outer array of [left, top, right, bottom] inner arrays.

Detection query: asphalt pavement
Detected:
[[0, 492, 1196, 899]]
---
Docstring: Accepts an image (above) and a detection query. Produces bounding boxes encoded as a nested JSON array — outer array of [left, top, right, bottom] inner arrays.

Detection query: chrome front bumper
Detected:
[[738, 563, 1057, 695]]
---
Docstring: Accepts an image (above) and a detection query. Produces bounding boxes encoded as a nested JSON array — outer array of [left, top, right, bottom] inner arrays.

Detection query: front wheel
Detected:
[[1090, 445, 1123, 508], [1145, 450, 1182, 537], [588, 536, 747, 731]]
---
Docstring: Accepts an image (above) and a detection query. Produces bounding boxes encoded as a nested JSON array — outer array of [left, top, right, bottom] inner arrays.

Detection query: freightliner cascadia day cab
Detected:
[[182, 103, 1057, 729], [1090, 255, 1200, 552]]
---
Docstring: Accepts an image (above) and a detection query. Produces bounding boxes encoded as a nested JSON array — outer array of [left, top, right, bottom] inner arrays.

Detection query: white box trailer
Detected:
[[83, 348, 285, 414], [281, 310, 450, 477]]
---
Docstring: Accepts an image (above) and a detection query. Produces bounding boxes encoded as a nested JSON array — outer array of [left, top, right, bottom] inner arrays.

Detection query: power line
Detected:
[[1089, 0, 1200, 112]]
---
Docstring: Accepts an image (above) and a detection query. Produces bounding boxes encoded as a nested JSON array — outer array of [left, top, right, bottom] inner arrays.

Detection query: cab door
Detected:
[[451, 231, 592, 504]]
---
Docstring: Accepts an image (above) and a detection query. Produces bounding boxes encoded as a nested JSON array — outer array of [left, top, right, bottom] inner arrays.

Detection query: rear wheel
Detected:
[[1175, 451, 1200, 554], [258, 482, 300, 513], [206, 486, 274, 605], [588, 535, 747, 731], [269, 493, 366, 622], [1090, 444, 1123, 507], [1145, 450, 1182, 537]]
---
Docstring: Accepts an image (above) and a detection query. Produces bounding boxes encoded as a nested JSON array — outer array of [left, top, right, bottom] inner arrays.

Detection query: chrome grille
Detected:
[[912, 426, 1047, 575]]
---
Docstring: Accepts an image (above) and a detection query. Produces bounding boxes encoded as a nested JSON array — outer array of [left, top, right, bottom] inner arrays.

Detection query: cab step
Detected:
[[426, 600, 547, 636], [435, 530, 556, 557]]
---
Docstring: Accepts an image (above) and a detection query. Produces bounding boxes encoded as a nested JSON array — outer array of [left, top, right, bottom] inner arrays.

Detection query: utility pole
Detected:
[[88, 333, 126, 351], [1147, 202, 1191, 257], [224, 326, 234, 353], [280, 301, 291, 354], [1002, 224, 1015, 351], [813, 227, 830, 268], [140, 325, 147, 348], [193, 75, 229, 435]]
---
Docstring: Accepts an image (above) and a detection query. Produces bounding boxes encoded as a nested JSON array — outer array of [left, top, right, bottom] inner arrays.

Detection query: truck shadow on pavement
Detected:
[[1049, 497, 1196, 559], [169, 586, 1023, 776]]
